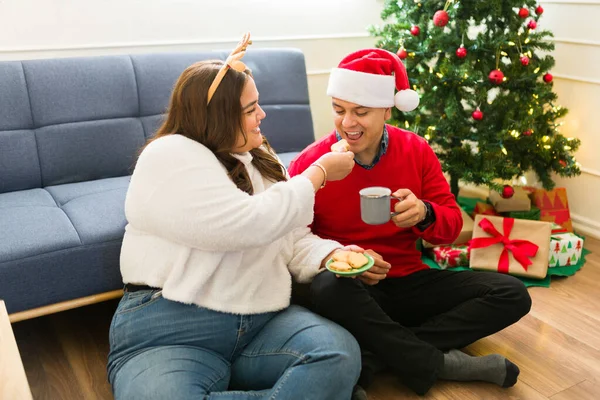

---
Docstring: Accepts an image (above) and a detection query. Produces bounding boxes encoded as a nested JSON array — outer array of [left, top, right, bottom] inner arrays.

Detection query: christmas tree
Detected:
[[369, 0, 581, 197]]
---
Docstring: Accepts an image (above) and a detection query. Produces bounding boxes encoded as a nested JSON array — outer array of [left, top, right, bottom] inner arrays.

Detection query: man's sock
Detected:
[[438, 349, 520, 388]]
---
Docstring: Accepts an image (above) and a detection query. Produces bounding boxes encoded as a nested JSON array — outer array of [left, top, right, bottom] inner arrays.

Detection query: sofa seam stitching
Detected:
[[21, 61, 45, 188]]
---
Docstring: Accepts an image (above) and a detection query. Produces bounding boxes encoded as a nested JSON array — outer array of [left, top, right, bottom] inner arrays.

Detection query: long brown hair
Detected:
[[141, 60, 287, 194]]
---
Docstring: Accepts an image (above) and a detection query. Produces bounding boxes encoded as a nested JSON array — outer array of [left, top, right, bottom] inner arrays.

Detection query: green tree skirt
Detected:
[[423, 248, 590, 288]]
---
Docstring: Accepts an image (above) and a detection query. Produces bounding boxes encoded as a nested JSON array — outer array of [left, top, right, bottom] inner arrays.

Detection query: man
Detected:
[[288, 49, 532, 396]]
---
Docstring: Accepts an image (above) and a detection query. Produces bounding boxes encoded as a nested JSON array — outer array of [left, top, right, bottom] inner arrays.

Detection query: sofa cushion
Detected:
[[0, 130, 42, 194], [0, 189, 80, 264], [0, 62, 33, 131], [36, 119, 145, 186], [0, 241, 123, 314], [22, 56, 139, 127], [45, 176, 130, 244], [131, 52, 227, 117]]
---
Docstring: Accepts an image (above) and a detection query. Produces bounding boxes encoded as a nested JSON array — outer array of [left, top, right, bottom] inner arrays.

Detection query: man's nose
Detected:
[[342, 114, 356, 127]]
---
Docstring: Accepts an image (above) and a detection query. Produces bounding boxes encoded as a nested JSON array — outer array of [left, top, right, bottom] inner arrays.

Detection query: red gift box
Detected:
[[473, 202, 499, 218], [530, 188, 573, 232]]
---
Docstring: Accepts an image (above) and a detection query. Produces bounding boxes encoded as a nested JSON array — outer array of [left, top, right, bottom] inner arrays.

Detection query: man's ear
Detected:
[[384, 107, 392, 121]]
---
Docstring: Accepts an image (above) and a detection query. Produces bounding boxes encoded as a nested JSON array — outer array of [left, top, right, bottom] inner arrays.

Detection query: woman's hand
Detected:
[[316, 151, 355, 181], [322, 246, 391, 285]]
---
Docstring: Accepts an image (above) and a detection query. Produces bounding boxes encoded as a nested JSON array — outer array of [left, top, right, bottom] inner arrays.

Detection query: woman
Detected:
[[107, 34, 361, 399]]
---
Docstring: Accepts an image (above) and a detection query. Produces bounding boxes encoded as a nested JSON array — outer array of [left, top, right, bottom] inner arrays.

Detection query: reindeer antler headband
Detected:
[[206, 32, 253, 105]]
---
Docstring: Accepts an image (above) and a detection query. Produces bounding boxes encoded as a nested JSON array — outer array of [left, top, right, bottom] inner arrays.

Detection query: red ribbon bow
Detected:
[[470, 217, 539, 273]]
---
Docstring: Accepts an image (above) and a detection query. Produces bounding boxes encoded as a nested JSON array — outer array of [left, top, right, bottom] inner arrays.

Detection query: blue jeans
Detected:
[[107, 289, 361, 399]]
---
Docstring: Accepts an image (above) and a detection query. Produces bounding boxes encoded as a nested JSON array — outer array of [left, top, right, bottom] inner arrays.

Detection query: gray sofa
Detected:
[[0, 49, 316, 315]]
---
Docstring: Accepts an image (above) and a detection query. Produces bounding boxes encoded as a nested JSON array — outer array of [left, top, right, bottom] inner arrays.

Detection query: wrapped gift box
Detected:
[[430, 244, 470, 269], [470, 215, 551, 279], [530, 188, 573, 232], [423, 208, 473, 248], [549, 233, 584, 267], [502, 206, 540, 221], [550, 222, 568, 234], [489, 187, 531, 213], [473, 202, 499, 217]]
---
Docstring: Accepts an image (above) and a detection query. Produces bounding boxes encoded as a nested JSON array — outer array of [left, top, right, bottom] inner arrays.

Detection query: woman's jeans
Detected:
[[107, 289, 361, 400]]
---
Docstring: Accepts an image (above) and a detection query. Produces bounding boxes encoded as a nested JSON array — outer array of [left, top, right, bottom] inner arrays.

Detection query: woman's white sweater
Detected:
[[120, 134, 341, 314]]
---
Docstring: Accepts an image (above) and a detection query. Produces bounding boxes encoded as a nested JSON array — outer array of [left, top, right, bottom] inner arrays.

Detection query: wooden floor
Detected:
[[12, 237, 600, 399]]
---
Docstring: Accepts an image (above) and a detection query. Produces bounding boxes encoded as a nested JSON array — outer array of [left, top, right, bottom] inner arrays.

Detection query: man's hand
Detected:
[[357, 249, 391, 285], [326, 246, 390, 285], [391, 188, 426, 228]]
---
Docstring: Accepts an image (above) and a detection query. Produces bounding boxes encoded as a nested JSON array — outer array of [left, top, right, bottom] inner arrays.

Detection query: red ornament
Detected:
[[559, 160, 567, 167], [520, 56, 530, 66], [528, 20, 537, 30], [523, 129, 532, 136], [502, 185, 515, 199], [543, 73, 553, 83], [536, 5, 544, 15], [410, 25, 420, 36], [456, 45, 467, 58], [433, 10, 450, 27], [518, 8, 530, 18], [472, 109, 483, 121], [488, 69, 504, 85], [397, 48, 408, 60]]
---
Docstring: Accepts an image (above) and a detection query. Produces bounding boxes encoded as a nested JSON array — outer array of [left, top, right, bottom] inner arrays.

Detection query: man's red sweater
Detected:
[[288, 125, 462, 278]]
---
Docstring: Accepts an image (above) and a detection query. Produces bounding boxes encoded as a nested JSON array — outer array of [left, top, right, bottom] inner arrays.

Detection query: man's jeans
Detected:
[[107, 289, 360, 399]]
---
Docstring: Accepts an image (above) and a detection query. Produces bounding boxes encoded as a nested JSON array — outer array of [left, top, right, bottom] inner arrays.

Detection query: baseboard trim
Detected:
[[9, 289, 123, 323], [571, 213, 600, 240]]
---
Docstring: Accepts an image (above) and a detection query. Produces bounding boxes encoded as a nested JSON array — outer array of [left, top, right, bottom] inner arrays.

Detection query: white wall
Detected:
[[0, 0, 383, 138]]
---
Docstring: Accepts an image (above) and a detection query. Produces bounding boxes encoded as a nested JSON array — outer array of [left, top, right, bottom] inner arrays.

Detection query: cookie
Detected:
[[332, 250, 352, 263], [331, 139, 350, 152], [348, 252, 369, 269], [329, 261, 353, 272]]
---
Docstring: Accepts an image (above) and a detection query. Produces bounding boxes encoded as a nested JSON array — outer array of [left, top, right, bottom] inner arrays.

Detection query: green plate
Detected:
[[325, 253, 375, 276]]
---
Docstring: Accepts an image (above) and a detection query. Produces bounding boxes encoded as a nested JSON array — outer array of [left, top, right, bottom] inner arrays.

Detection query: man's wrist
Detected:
[[415, 200, 435, 231]]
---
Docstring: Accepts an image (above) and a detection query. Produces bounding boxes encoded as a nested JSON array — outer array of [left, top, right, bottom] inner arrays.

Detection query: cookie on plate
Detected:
[[329, 261, 353, 272], [348, 252, 369, 269]]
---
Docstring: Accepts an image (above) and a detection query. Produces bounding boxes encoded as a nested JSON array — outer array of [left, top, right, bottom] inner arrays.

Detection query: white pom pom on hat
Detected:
[[326, 48, 419, 112]]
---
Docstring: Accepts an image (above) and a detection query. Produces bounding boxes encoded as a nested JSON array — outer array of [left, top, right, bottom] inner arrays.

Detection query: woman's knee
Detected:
[[304, 313, 361, 381], [111, 346, 230, 400]]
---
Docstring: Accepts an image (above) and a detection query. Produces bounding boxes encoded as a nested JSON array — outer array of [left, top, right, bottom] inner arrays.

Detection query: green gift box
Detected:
[[502, 206, 541, 221]]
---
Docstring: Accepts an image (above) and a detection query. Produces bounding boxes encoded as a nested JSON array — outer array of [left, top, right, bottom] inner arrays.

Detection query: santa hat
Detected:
[[327, 48, 419, 112]]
